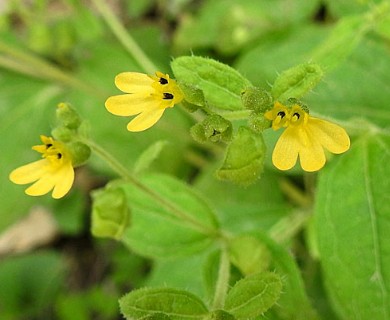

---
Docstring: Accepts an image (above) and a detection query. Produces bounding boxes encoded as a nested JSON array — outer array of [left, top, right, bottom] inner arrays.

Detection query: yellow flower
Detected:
[[265, 102, 350, 172], [105, 71, 184, 132], [9, 136, 75, 199]]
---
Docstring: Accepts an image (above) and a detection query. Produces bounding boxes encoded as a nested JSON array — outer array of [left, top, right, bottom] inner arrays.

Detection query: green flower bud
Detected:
[[204, 310, 236, 320], [216, 126, 266, 186], [177, 81, 206, 108], [285, 97, 309, 113], [241, 87, 272, 113], [51, 126, 73, 142], [56, 102, 82, 130], [248, 112, 271, 133], [91, 187, 130, 240], [66, 141, 91, 167], [190, 114, 233, 144]]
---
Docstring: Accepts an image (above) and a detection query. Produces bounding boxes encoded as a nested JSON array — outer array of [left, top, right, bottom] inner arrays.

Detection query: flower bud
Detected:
[[248, 112, 271, 133], [91, 187, 131, 240], [241, 87, 272, 113], [285, 97, 309, 113], [51, 126, 73, 142], [56, 102, 82, 130], [177, 81, 206, 108], [66, 141, 91, 167], [190, 114, 232, 144]]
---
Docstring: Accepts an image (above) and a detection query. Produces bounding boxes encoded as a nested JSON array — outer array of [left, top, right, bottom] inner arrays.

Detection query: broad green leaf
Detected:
[[216, 126, 265, 186], [171, 56, 252, 111], [324, 0, 385, 17], [314, 134, 390, 319], [224, 272, 282, 319], [307, 37, 390, 128], [173, 0, 320, 55], [311, 2, 389, 70], [204, 310, 236, 320], [194, 165, 289, 234], [119, 173, 219, 258], [119, 288, 208, 320], [235, 25, 329, 88], [271, 63, 323, 101]]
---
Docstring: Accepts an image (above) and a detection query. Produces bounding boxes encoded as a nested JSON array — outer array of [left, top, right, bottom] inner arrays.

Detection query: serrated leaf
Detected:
[[271, 63, 323, 101], [171, 56, 252, 111], [119, 173, 219, 258], [224, 272, 282, 319], [119, 288, 208, 320], [314, 134, 390, 319]]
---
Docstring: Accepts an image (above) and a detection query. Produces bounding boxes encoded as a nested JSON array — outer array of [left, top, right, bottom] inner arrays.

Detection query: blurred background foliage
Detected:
[[0, 0, 389, 319]]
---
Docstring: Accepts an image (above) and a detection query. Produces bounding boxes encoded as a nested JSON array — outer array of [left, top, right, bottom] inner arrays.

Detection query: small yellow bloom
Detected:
[[9, 136, 75, 199], [265, 102, 350, 172], [105, 71, 184, 132]]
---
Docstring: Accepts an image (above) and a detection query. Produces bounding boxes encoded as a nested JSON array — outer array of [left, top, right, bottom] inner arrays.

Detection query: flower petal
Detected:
[[105, 93, 159, 116], [272, 127, 300, 170], [308, 117, 350, 154], [52, 162, 75, 199], [298, 132, 326, 172], [25, 173, 56, 196], [115, 72, 154, 93], [9, 159, 47, 184], [127, 109, 165, 132]]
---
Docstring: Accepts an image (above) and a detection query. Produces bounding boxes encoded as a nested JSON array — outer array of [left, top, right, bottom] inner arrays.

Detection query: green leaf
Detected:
[[314, 133, 390, 319], [224, 272, 282, 319], [228, 235, 271, 276], [119, 288, 208, 320], [119, 173, 219, 258], [254, 232, 319, 320], [307, 37, 390, 128], [271, 63, 323, 101], [216, 126, 265, 186], [311, 3, 390, 70], [171, 56, 252, 111]]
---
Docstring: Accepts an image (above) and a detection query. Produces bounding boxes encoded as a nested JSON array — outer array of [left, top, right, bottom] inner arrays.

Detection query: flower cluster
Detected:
[[9, 136, 75, 199], [105, 71, 184, 132], [265, 101, 350, 172]]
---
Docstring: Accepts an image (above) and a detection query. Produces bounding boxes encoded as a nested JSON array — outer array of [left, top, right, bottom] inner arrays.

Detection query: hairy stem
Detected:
[[212, 243, 230, 310], [92, 0, 157, 74]]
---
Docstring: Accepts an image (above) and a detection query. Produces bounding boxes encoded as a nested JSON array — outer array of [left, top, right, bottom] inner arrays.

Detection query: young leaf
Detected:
[[171, 56, 252, 111], [228, 235, 271, 276], [216, 126, 266, 186], [314, 134, 390, 319], [119, 173, 219, 258], [224, 272, 282, 319], [119, 287, 208, 320], [271, 63, 323, 101], [133, 140, 168, 175]]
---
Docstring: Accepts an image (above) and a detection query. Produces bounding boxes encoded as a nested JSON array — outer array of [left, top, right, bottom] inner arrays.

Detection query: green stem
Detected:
[[0, 42, 103, 97], [92, 0, 157, 74], [269, 209, 312, 244], [219, 109, 252, 121], [212, 242, 230, 310], [83, 138, 219, 236]]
